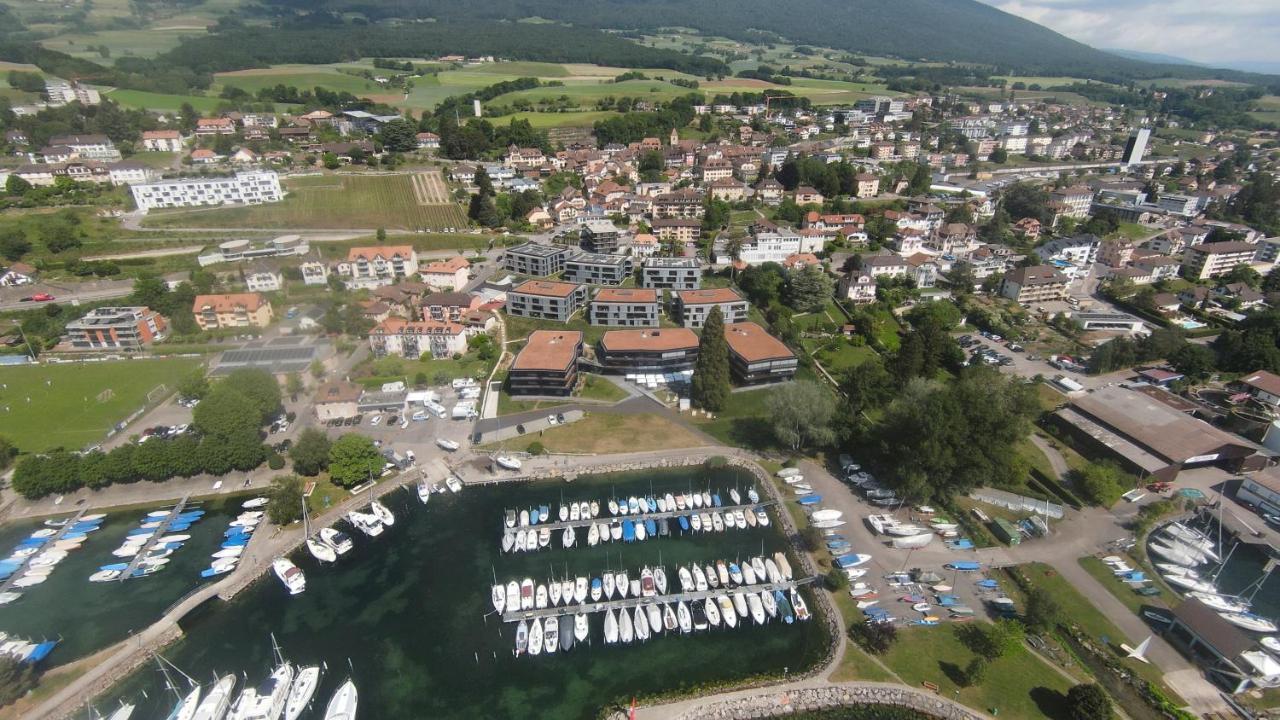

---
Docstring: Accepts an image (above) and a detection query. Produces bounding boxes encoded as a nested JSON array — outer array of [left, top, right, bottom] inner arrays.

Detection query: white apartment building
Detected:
[[44, 81, 100, 106], [737, 231, 802, 265], [130, 171, 283, 213]]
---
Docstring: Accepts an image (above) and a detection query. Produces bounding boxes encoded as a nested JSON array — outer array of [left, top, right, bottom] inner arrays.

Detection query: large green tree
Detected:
[[784, 265, 834, 313], [767, 380, 838, 452], [266, 475, 304, 525], [289, 428, 332, 477], [377, 117, 418, 152], [691, 307, 732, 411], [327, 434, 384, 487], [1066, 684, 1114, 720]]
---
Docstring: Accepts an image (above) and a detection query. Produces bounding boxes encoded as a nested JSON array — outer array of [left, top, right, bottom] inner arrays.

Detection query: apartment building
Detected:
[[419, 256, 470, 291], [192, 293, 274, 330], [999, 265, 1070, 303], [673, 287, 749, 328], [503, 242, 577, 277], [1181, 242, 1259, 280], [580, 220, 622, 254], [368, 317, 467, 360], [563, 253, 633, 285], [130, 171, 283, 213], [65, 307, 167, 350], [597, 328, 700, 374], [141, 130, 185, 152], [640, 257, 701, 290], [723, 322, 797, 385], [651, 218, 702, 246], [506, 280, 588, 321], [508, 330, 583, 396], [339, 246, 419, 287], [589, 288, 660, 327]]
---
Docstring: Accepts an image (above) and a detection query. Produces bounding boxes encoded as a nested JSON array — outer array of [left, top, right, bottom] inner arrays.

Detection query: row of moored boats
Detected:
[[1145, 521, 1277, 634], [201, 498, 268, 579], [0, 513, 105, 602], [93, 507, 205, 583]]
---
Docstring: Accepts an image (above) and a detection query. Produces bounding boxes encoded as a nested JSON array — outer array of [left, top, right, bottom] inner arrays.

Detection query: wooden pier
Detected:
[[0, 508, 87, 595], [499, 576, 815, 623], [121, 493, 193, 581]]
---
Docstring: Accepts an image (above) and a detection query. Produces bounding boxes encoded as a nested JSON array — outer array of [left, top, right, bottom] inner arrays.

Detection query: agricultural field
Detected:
[[97, 88, 225, 113], [504, 110, 621, 129], [141, 172, 469, 231], [0, 358, 201, 454], [214, 66, 390, 97], [1249, 95, 1280, 125], [40, 28, 199, 61]]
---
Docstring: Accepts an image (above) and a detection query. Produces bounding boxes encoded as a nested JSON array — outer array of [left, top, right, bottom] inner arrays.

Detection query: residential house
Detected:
[[65, 307, 167, 350], [129, 171, 283, 213], [651, 218, 701, 247], [416, 132, 440, 150], [855, 173, 879, 199], [300, 260, 330, 286], [673, 288, 749, 328], [580, 220, 622, 254], [794, 186, 824, 205], [422, 292, 482, 323], [1000, 265, 1069, 303], [195, 118, 236, 136], [755, 178, 784, 205], [1213, 283, 1265, 310], [1238, 370, 1280, 408], [838, 272, 877, 304], [314, 381, 362, 421], [339, 246, 419, 287], [141, 130, 184, 152], [192, 292, 274, 330], [708, 177, 748, 201], [626, 233, 659, 258], [589, 288, 660, 327], [420, 256, 470, 292], [653, 189, 704, 219], [860, 254, 909, 279], [243, 265, 282, 293], [368, 317, 467, 359]]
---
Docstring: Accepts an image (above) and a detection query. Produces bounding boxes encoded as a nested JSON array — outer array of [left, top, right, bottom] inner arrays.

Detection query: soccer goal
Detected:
[[146, 384, 168, 405]]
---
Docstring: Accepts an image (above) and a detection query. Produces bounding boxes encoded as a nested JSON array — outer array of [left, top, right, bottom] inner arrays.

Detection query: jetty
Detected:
[[500, 577, 815, 623], [121, 493, 192, 581], [504, 501, 776, 535], [0, 508, 87, 595]]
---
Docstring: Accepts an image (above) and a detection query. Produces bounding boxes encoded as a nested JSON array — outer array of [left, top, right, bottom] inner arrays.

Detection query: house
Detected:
[[861, 254, 909, 279], [794, 186, 824, 205], [243, 265, 282, 293], [420, 256, 470, 292], [1213, 283, 1265, 310], [755, 178, 784, 205], [141, 130, 184, 152], [314, 381, 362, 421], [1181, 242, 1258, 280], [45, 134, 118, 161], [418, 292, 479, 325], [192, 292, 274, 330], [416, 132, 440, 150], [64, 307, 167, 350], [339, 246, 419, 287], [190, 149, 222, 165], [1098, 239, 1135, 268], [1178, 286, 1211, 309], [783, 253, 822, 270], [525, 207, 553, 229], [507, 280, 588, 322], [1151, 293, 1181, 315], [626, 233, 659, 258], [503, 243, 576, 277], [0, 262, 37, 286], [357, 300, 393, 325], [723, 322, 797, 384], [1000, 265, 1069, 304], [368, 317, 468, 359], [195, 117, 236, 136], [589, 288, 660, 328], [838, 272, 877, 304], [651, 218, 701, 246], [504, 145, 546, 170], [1133, 255, 1182, 283], [673, 288, 749, 328], [738, 231, 804, 265], [107, 161, 158, 186], [597, 328, 699, 373], [300, 260, 330, 286], [1237, 370, 1280, 407], [564, 253, 633, 286], [708, 177, 748, 202], [1012, 217, 1041, 240], [508, 330, 583, 396], [232, 148, 259, 165]]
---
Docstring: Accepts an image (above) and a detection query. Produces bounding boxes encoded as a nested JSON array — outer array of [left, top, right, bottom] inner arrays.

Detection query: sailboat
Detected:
[[157, 655, 201, 720], [368, 485, 395, 527], [323, 679, 358, 720], [303, 500, 336, 564], [283, 666, 320, 720], [190, 674, 236, 720]]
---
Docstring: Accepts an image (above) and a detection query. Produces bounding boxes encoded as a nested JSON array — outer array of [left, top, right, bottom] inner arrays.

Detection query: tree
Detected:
[[0, 228, 30, 261], [289, 428, 332, 477], [177, 370, 210, 401], [990, 148, 1008, 164], [4, 174, 31, 197], [1170, 344, 1216, 380], [286, 372, 305, 397], [848, 620, 898, 655], [767, 380, 838, 452], [0, 436, 15, 471], [961, 657, 988, 687], [377, 118, 418, 152], [375, 227, 387, 243], [840, 357, 894, 419], [1024, 587, 1062, 634], [474, 166, 495, 197], [322, 152, 340, 170], [738, 263, 786, 307], [691, 307, 731, 411], [266, 475, 304, 525], [784, 265, 834, 313], [0, 655, 38, 708], [221, 369, 282, 425], [1066, 684, 1114, 720], [327, 434, 384, 487], [999, 182, 1053, 225], [1073, 461, 1133, 506], [1222, 264, 1261, 289], [469, 193, 501, 227]]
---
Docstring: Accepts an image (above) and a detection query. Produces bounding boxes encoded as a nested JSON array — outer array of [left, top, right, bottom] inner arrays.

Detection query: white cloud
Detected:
[[979, 0, 1280, 66]]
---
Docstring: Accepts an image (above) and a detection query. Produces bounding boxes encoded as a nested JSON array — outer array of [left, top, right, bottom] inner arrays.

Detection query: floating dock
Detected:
[[0, 508, 87, 595], [504, 501, 776, 534], [500, 576, 815, 623], [121, 493, 192, 581]]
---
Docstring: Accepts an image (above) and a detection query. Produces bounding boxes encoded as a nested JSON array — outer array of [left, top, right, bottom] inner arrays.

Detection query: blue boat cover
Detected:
[[677, 516, 690, 531], [976, 579, 999, 588], [622, 520, 635, 541], [796, 495, 822, 505], [645, 519, 657, 536], [24, 641, 57, 663], [946, 561, 981, 571]]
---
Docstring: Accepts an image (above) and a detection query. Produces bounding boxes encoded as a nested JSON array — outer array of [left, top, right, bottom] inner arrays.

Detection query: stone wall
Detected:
[[664, 684, 985, 720]]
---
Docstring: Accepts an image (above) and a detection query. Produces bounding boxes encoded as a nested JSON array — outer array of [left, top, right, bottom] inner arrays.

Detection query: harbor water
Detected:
[[104, 466, 830, 718]]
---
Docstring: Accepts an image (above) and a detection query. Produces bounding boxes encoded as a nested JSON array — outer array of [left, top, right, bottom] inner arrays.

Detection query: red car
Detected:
[[31, 293, 55, 302]]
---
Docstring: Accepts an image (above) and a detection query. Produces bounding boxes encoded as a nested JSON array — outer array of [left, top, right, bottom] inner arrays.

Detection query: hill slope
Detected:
[[251, 0, 1247, 80]]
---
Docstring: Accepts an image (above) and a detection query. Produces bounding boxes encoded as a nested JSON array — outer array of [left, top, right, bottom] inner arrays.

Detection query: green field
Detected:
[[0, 358, 201, 453], [505, 110, 620, 128], [100, 88, 225, 113], [215, 66, 390, 97], [41, 27, 199, 60], [142, 173, 470, 231]]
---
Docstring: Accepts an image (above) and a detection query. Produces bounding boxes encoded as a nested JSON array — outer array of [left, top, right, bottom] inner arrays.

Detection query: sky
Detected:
[[978, 0, 1280, 72]]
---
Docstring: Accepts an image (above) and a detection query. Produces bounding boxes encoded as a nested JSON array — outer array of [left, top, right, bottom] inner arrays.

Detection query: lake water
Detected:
[[103, 466, 830, 719], [0, 499, 234, 662]]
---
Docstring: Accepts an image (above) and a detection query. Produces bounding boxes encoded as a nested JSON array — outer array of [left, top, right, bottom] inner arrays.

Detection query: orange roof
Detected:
[[594, 288, 658, 304], [723, 322, 794, 363], [600, 328, 698, 352], [513, 280, 581, 299], [676, 287, 744, 305], [347, 245, 415, 262], [371, 317, 463, 336], [143, 130, 180, 139], [512, 330, 582, 371], [632, 233, 658, 245], [422, 255, 470, 273], [783, 253, 821, 268], [192, 293, 267, 313]]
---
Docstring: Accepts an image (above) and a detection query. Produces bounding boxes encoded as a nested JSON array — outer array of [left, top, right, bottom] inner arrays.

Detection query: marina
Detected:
[[0, 508, 90, 600], [118, 494, 196, 581], [500, 578, 815, 624], [501, 500, 777, 552]]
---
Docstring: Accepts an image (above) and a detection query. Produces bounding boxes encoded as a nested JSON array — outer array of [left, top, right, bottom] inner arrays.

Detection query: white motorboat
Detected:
[[562, 526, 576, 549], [747, 488, 760, 503], [495, 456, 522, 471], [678, 566, 693, 593], [370, 500, 395, 527], [764, 558, 782, 584], [323, 679, 357, 720], [575, 614, 590, 643], [520, 578, 535, 610], [505, 581, 520, 612], [704, 597, 720, 628], [436, 438, 460, 452], [885, 524, 928, 537], [528, 616, 543, 656], [574, 576, 588, 604], [306, 536, 336, 563], [692, 565, 707, 592], [346, 512, 383, 538], [751, 557, 768, 582], [559, 504, 569, 523], [272, 558, 306, 595], [544, 616, 558, 654], [283, 666, 319, 720], [538, 528, 550, 548], [515, 620, 528, 656], [1221, 613, 1279, 633], [604, 609, 619, 644], [106, 703, 135, 720], [242, 498, 269, 509], [445, 475, 463, 493], [230, 662, 293, 720], [892, 533, 935, 549], [742, 562, 757, 585], [747, 593, 766, 625], [811, 509, 843, 523], [492, 584, 507, 614], [89, 569, 122, 582], [319, 528, 353, 555], [417, 482, 432, 505], [865, 514, 896, 534]]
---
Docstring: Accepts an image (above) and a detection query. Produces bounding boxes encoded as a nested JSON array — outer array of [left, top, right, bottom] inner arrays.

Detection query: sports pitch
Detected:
[[0, 358, 201, 453]]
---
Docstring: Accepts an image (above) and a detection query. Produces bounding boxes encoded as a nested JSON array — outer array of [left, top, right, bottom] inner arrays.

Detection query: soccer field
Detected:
[[0, 358, 201, 453], [142, 173, 470, 231]]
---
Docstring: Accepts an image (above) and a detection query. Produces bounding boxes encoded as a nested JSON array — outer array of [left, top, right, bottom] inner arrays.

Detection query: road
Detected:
[[0, 278, 136, 312]]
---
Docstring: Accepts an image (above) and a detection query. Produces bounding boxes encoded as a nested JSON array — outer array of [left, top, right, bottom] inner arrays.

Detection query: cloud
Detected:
[[978, 0, 1280, 67]]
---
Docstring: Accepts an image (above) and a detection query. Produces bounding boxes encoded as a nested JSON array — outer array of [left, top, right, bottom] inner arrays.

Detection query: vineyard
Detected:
[[144, 172, 469, 231]]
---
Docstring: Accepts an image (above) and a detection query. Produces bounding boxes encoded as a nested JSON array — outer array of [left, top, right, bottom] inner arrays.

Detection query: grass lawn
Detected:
[[501, 311, 609, 346], [0, 358, 201, 453], [505, 110, 619, 128], [142, 173, 469, 231], [578, 374, 628, 402], [803, 336, 877, 374], [358, 352, 494, 389], [692, 386, 774, 450], [1078, 556, 1177, 614], [879, 626, 1074, 719], [99, 88, 225, 113], [1114, 222, 1157, 242], [489, 412, 705, 454], [129, 151, 179, 169], [303, 475, 347, 515], [496, 393, 571, 416]]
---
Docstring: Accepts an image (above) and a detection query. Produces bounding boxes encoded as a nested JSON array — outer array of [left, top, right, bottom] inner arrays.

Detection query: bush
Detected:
[[1073, 461, 1134, 507], [800, 526, 822, 552], [527, 441, 546, 456], [961, 657, 987, 687], [1066, 683, 1114, 720], [825, 568, 849, 591], [267, 453, 286, 470], [848, 620, 898, 655]]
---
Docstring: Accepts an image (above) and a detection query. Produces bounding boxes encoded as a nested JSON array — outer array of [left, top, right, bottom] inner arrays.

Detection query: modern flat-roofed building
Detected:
[[193, 292, 274, 330], [503, 242, 577, 276], [723, 321, 797, 384], [597, 328, 699, 373], [507, 280, 588, 321], [65, 306, 167, 350], [368, 317, 467, 359], [673, 287, 749, 328], [564, 253, 632, 285], [130, 171, 282, 213], [1073, 312, 1146, 334], [590, 288, 659, 327], [1000, 265, 1069, 303], [508, 330, 583, 396], [580, 220, 622, 254], [640, 257, 701, 290], [1181, 242, 1259, 280]]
